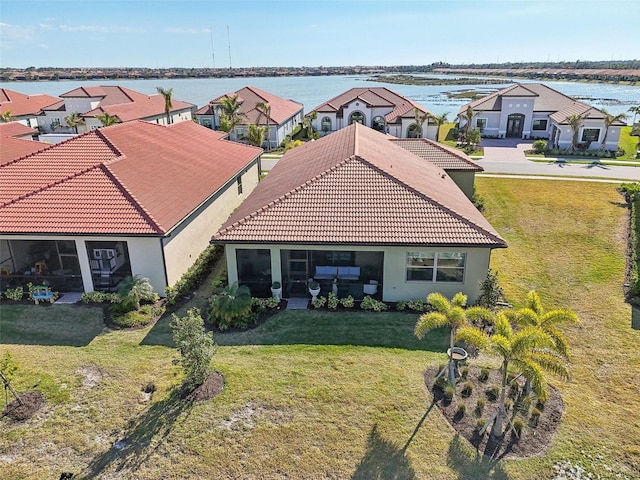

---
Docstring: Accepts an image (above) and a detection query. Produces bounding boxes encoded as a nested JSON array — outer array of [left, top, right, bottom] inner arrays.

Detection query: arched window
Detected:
[[407, 124, 420, 138], [349, 111, 365, 125], [321, 116, 332, 132], [372, 116, 386, 132]]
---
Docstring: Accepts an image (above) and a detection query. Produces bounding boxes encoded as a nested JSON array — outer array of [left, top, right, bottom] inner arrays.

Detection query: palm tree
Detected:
[[246, 124, 267, 147], [304, 111, 317, 139], [156, 86, 174, 125], [413, 107, 430, 139], [117, 275, 155, 312], [216, 94, 247, 139], [208, 282, 252, 329], [457, 314, 570, 437], [628, 105, 640, 126], [64, 112, 85, 134], [255, 101, 271, 150], [96, 112, 120, 127], [600, 109, 627, 150], [459, 105, 476, 141], [415, 292, 494, 389], [432, 112, 449, 142], [0, 110, 14, 123], [566, 113, 584, 151]]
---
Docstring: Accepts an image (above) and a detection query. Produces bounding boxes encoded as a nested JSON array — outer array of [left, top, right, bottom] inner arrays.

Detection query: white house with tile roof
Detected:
[[308, 87, 437, 140], [0, 121, 261, 296], [196, 86, 304, 148], [0, 89, 59, 129], [213, 123, 506, 302], [458, 83, 626, 150]]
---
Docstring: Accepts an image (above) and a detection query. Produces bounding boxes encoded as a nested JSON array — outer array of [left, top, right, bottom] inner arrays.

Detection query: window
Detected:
[[406, 124, 420, 138], [50, 118, 60, 128], [372, 116, 386, 132], [406, 252, 466, 283], [476, 118, 487, 130], [321, 117, 332, 132], [237, 176, 242, 195], [201, 118, 212, 129], [236, 127, 246, 140], [581, 128, 600, 143], [532, 119, 548, 131], [349, 111, 365, 125]]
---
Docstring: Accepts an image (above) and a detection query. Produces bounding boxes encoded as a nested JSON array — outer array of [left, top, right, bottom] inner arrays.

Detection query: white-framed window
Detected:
[[50, 118, 60, 128], [406, 252, 466, 283], [532, 119, 548, 131], [237, 176, 243, 195], [372, 115, 386, 132], [321, 116, 331, 132], [349, 111, 365, 125], [407, 124, 420, 138], [476, 118, 487, 130], [581, 128, 600, 143]]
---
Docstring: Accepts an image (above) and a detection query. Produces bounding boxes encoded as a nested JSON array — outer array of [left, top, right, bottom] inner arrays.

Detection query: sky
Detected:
[[1, 0, 638, 69]]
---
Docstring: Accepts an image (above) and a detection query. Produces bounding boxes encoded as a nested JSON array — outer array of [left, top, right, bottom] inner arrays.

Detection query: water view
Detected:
[[1, 75, 638, 118]]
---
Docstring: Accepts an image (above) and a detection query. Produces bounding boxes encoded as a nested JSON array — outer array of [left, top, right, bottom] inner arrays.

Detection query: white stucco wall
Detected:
[[498, 96, 535, 138]]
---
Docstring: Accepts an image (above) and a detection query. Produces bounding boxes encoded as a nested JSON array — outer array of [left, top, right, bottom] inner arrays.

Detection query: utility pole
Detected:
[[210, 27, 215, 68], [227, 25, 232, 71]]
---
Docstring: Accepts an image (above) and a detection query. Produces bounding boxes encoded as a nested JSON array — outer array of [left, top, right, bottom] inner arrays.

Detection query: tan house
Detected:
[[0, 121, 262, 296], [213, 123, 506, 302], [308, 87, 437, 140]]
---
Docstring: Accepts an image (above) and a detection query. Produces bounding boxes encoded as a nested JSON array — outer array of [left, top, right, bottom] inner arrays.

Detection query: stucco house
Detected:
[[37, 85, 195, 136], [196, 86, 304, 148], [0, 89, 59, 129], [457, 83, 626, 150], [213, 123, 506, 303], [0, 122, 48, 166], [308, 87, 437, 140], [0, 121, 262, 296]]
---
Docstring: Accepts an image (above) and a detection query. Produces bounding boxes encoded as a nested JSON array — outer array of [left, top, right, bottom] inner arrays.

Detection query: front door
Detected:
[[506, 114, 525, 138]]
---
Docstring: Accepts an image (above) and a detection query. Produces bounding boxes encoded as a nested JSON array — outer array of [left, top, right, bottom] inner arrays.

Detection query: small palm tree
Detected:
[[432, 112, 449, 142], [64, 112, 85, 134], [413, 107, 430, 139], [628, 105, 640, 126], [304, 111, 317, 139], [600, 109, 627, 150], [255, 101, 271, 150], [246, 124, 267, 147], [460, 105, 476, 141], [566, 113, 584, 151], [156, 86, 174, 125], [216, 94, 247, 139], [96, 112, 120, 127], [208, 282, 252, 330], [0, 110, 14, 123], [117, 275, 155, 311]]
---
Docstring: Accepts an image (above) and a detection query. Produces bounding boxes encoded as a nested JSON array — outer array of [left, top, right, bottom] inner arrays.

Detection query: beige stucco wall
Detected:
[[447, 171, 476, 199], [223, 243, 493, 303], [163, 160, 260, 288]]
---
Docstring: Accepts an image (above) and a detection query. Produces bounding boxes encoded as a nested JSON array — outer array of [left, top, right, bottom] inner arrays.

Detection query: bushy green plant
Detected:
[[486, 384, 500, 401], [112, 303, 165, 328], [513, 418, 525, 436], [476, 269, 505, 310], [339, 295, 355, 308], [504, 398, 513, 411], [475, 418, 487, 433], [117, 275, 155, 312], [460, 366, 469, 379], [472, 186, 485, 212], [530, 407, 542, 426], [311, 295, 326, 309], [396, 299, 432, 312], [533, 139, 547, 153], [443, 385, 455, 401], [360, 295, 387, 312], [251, 296, 279, 313], [81, 291, 121, 303], [476, 398, 486, 413], [327, 292, 339, 310], [171, 308, 216, 390], [478, 367, 490, 382], [461, 380, 473, 397], [4, 286, 23, 301], [456, 402, 466, 416], [166, 245, 223, 305], [208, 282, 252, 330], [0, 351, 19, 383]]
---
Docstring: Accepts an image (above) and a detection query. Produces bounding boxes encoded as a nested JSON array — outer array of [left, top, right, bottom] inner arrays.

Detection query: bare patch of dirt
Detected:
[[425, 364, 564, 460], [186, 371, 224, 402], [75, 364, 109, 388], [221, 402, 293, 431], [2, 390, 46, 421]]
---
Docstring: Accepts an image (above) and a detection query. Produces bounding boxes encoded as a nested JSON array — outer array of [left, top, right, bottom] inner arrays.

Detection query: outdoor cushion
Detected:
[[337, 266, 360, 280], [315, 266, 338, 279]]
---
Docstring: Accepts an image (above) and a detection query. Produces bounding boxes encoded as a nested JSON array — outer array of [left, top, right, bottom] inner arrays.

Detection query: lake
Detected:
[[1, 75, 638, 118]]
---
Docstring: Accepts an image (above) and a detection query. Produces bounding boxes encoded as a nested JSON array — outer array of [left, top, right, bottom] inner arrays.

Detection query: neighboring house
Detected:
[[213, 123, 506, 302], [308, 87, 437, 140], [196, 86, 304, 148], [390, 138, 483, 199], [0, 89, 59, 129], [457, 83, 626, 150], [0, 122, 49, 166], [38, 85, 195, 136], [0, 121, 262, 296]]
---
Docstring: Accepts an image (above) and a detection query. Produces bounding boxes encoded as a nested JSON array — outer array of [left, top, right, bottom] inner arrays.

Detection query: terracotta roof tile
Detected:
[[390, 139, 483, 171], [0, 122, 49, 166], [0, 89, 60, 117], [210, 86, 303, 126], [215, 124, 505, 247]]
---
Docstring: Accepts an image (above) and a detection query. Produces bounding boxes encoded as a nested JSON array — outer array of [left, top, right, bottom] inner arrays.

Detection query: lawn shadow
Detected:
[[401, 400, 436, 452], [447, 434, 510, 480], [140, 310, 175, 347], [78, 386, 193, 479], [351, 424, 417, 480], [631, 306, 640, 330]]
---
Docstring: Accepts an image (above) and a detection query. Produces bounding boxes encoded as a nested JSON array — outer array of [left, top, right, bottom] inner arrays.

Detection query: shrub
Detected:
[[117, 275, 156, 312], [478, 367, 490, 382], [530, 407, 542, 426], [396, 299, 431, 312], [509, 380, 520, 397], [475, 418, 487, 433], [271, 281, 281, 289], [251, 296, 279, 313], [460, 366, 470, 379], [518, 396, 532, 413], [360, 295, 388, 312], [443, 385, 455, 401], [461, 381, 474, 397], [166, 245, 223, 305], [339, 295, 355, 308], [513, 418, 525, 436], [171, 308, 216, 390], [4, 286, 23, 301], [208, 282, 253, 330], [456, 403, 466, 416], [327, 292, 339, 310], [486, 385, 500, 401], [0, 352, 19, 383], [81, 291, 121, 304], [311, 295, 327, 309], [504, 398, 513, 411], [533, 139, 547, 153], [476, 269, 505, 310], [472, 187, 485, 212], [434, 375, 448, 390], [111, 303, 165, 328], [475, 398, 486, 413]]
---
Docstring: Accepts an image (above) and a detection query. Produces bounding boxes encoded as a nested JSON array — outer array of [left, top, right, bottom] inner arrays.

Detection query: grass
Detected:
[[619, 126, 640, 160], [2, 178, 640, 479]]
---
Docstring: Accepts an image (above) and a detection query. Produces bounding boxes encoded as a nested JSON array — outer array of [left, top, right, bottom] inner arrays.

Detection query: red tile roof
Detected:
[[550, 101, 626, 125], [0, 89, 60, 118], [0, 121, 262, 234], [214, 123, 505, 247], [0, 122, 48, 166], [391, 139, 483, 171], [209, 86, 303, 126]]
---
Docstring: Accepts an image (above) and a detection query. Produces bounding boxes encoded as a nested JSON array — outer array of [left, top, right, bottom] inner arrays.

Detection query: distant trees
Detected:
[[156, 86, 174, 125], [600, 109, 627, 150], [246, 124, 267, 147], [0, 110, 14, 122], [96, 112, 120, 127]]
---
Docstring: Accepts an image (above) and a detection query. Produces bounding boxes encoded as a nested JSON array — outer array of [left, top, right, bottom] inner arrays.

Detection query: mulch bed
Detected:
[[1, 390, 46, 421], [425, 364, 564, 460], [185, 371, 225, 402]]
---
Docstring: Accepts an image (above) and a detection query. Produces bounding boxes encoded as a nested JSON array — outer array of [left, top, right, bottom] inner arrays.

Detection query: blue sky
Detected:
[[1, 0, 638, 68]]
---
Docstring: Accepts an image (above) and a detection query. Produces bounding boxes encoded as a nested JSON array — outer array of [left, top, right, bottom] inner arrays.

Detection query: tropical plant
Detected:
[[304, 111, 317, 139], [208, 281, 252, 330], [156, 86, 174, 125], [600, 109, 627, 150], [255, 101, 271, 150], [475, 269, 506, 311], [96, 112, 120, 127], [566, 113, 584, 151], [64, 112, 85, 134], [628, 105, 640, 126], [457, 313, 570, 437], [0, 110, 14, 122], [171, 308, 216, 390], [532, 139, 548, 154], [432, 112, 449, 142], [413, 107, 431, 139], [246, 123, 268, 147], [117, 275, 155, 312], [216, 94, 246, 137], [415, 292, 494, 389], [459, 105, 476, 140]]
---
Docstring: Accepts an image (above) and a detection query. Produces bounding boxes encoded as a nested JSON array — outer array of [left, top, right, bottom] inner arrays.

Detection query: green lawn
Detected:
[[1, 178, 640, 479]]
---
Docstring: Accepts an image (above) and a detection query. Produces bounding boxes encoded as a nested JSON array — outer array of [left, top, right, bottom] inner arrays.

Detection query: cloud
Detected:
[[58, 24, 145, 33], [164, 27, 210, 34]]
